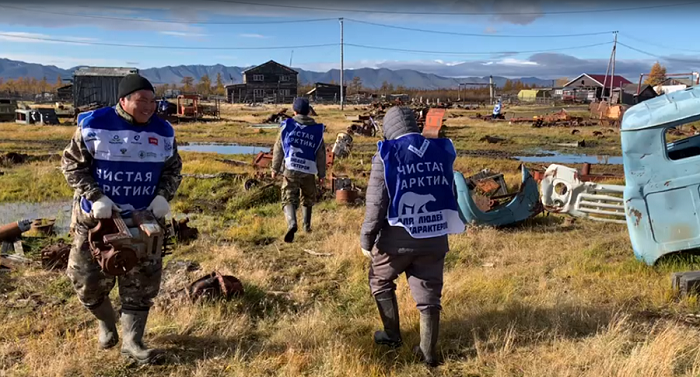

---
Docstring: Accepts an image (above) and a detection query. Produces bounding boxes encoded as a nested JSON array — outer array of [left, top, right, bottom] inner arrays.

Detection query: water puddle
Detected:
[[0, 201, 72, 235], [179, 143, 270, 155], [515, 150, 622, 165]]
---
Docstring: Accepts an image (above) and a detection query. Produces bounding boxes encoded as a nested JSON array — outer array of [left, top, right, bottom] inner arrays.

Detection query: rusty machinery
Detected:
[[347, 114, 379, 137], [421, 108, 447, 138], [88, 210, 165, 276]]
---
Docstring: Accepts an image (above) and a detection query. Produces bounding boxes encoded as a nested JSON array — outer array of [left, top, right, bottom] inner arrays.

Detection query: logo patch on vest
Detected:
[[149, 137, 158, 146], [109, 135, 123, 144], [408, 139, 430, 157]]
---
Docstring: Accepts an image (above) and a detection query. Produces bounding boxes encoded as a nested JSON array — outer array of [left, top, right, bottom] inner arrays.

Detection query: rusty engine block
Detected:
[[88, 211, 164, 276]]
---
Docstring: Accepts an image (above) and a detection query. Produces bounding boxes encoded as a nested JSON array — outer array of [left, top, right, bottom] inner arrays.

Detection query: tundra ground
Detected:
[[1, 104, 699, 377]]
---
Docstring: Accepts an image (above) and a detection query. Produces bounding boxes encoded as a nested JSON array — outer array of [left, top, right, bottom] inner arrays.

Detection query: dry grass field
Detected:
[[2, 103, 700, 377]]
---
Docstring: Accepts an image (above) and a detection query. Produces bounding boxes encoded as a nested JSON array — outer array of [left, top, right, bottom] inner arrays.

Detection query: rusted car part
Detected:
[[170, 217, 199, 243], [531, 163, 623, 184], [187, 271, 244, 301], [0, 220, 32, 242], [421, 108, 447, 138], [453, 165, 542, 227], [88, 211, 164, 276], [31, 218, 56, 236], [539, 164, 625, 224], [331, 132, 353, 158], [347, 114, 379, 137], [40, 240, 71, 270]]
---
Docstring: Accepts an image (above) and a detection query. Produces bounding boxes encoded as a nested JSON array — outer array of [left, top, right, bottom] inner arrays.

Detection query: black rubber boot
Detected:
[[413, 308, 440, 367], [88, 298, 119, 349], [302, 206, 312, 233], [283, 204, 298, 243], [120, 309, 164, 365], [373, 290, 402, 348]]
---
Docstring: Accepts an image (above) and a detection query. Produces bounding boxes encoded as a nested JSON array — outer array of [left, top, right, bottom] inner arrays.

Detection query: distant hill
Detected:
[[0, 58, 555, 89]]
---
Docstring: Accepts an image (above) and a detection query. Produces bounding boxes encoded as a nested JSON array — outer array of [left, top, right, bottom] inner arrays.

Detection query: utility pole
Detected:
[[339, 18, 344, 110], [610, 31, 618, 104]]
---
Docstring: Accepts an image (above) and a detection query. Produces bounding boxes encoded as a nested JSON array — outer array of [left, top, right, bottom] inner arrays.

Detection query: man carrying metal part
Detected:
[[60, 73, 182, 365], [360, 106, 464, 367], [271, 97, 326, 243]]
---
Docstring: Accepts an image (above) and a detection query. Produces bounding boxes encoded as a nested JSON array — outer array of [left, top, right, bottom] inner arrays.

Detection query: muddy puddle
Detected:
[[515, 150, 622, 165], [179, 143, 271, 155], [0, 201, 72, 235]]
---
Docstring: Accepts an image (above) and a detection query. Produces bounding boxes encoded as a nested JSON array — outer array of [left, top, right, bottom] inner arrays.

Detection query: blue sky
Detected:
[[0, 0, 698, 79]]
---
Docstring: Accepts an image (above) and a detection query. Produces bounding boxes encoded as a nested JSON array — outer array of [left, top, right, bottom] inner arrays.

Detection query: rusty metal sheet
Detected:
[[422, 108, 446, 138], [253, 152, 273, 169]]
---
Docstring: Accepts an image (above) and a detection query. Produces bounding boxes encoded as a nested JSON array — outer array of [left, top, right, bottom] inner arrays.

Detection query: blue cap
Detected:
[[293, 97, 310, 115]]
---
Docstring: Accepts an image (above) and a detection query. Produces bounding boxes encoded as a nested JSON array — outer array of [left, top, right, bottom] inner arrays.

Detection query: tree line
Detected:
[[0, 63, 679, 99]]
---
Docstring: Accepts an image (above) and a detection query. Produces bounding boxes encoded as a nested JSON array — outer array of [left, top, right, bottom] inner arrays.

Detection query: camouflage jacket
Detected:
[[61, 104, 183, 207], [271, 114, 326, 179]]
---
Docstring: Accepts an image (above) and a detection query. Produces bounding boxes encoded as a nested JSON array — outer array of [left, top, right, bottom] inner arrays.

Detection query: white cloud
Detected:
[[239, 33, 269, 39], [0, 31, 98, 45], [159, 31, 209, 38]]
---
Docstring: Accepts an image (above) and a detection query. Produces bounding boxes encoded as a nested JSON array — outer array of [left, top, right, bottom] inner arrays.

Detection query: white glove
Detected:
[[91, 196, 120, 219], [147, 195, 170, 218], [362, 248, 372, 259]]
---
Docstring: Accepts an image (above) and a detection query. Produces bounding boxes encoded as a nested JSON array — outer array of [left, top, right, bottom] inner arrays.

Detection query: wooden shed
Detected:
[[305, 82, 348, 103], [72, 67, 138, 109]]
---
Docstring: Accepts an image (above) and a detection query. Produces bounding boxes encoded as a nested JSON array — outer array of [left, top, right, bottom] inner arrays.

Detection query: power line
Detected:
[[0, 32, 338, 50], [617, 41, 700, 63], [345, 19, 616, 38], [0, 4, 337, 25], [201, 0, 700, 16], [619, 32, 700, 53], [344, 41, 614, 56]]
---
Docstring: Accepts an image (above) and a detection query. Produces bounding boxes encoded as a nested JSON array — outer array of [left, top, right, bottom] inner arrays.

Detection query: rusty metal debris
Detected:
[[331, 132, 353, 159], [40, 240, 71, 271], [31, 218, 55, 236], [421, 108, 447, 139], [347, 114, 379, 137], [0, 220, 31, 242], [88, 211, 164, 276], [262, 109, 291, 123], [170, 217, 199, 243], [187, 270, 244, 301], [479, 135, 507, 144]]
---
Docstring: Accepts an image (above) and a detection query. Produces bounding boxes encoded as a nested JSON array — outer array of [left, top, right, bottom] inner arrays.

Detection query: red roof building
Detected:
[[562, 73, 633, 101]]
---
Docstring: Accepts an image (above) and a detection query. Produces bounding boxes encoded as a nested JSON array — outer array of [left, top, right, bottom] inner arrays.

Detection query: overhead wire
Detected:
[[618, 32, 700, 53], [200, 0, 700, 16], [0, 4, 337, 25], [617, 41, 700, 64], [344, 19, 616, 38], [0, 32, 338, 50]]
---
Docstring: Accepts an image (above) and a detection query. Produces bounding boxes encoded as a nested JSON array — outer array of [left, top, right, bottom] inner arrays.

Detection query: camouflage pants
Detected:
[[281, 174, 317, 208], [66, 222, 163, 311]]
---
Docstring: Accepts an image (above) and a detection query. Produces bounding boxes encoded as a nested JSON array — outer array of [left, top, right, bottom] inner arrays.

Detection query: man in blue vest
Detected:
[[271, 97, 326, 242], [360, 106, 464, 367], [60, 73, 182, 365]]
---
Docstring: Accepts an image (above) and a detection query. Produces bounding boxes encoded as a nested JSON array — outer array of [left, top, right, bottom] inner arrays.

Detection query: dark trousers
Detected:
[[368, 249, 446, 312]]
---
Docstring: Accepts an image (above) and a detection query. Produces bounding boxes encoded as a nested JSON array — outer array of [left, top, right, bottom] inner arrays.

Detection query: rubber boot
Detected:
[[373, 290, 402, 348], [302, 206, 312, 233], [88, 298, 119, 349], [413, 308, 440, 367], [283, 204, 298, 243], [120, 309, 163, 365]]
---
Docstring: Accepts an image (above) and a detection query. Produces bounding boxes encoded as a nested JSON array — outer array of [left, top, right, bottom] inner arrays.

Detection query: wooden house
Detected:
[[226, 60, 298, 104]]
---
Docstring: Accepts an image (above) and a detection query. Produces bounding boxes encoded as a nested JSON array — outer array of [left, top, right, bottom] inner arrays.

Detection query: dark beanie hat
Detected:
[[118, 74, 155, 99], [293, 97, 310, 115]]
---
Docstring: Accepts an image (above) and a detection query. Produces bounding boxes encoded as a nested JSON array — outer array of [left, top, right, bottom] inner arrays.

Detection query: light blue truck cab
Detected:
[[621, 86, 700, 265]]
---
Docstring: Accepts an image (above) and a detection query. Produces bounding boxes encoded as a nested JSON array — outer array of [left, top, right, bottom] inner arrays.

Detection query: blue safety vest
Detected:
[[280, 118, 324, 175], [493, 101, 502, 115], [77, 107, 175, 215], [378, 133, 465, 239]]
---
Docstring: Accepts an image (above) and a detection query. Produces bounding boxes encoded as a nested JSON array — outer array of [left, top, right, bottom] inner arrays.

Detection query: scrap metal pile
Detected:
[[470, 109, 597, 127]]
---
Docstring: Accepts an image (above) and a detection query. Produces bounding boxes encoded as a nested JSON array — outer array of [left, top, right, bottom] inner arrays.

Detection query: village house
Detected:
[[226, 60, 298, 104], [613, 83, 658, 106], [305, 82, 347, 103], [72, 66, 138, 108], [562, 73, 632, 102]]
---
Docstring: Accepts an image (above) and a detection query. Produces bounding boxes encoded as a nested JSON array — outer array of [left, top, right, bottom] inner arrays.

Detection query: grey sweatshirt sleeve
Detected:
[[360, 152, 389, 251]]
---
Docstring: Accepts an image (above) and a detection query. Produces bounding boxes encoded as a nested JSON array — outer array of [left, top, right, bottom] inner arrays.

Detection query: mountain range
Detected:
[[0, 58, 555, 89]]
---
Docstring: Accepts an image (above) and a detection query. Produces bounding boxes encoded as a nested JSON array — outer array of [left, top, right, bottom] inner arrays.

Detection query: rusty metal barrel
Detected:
[[0, 219, 32, 242]]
